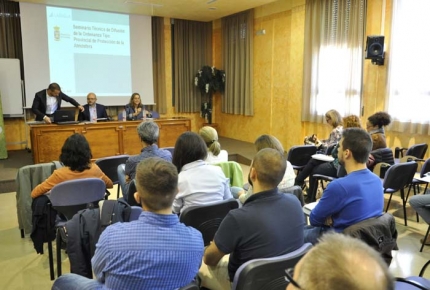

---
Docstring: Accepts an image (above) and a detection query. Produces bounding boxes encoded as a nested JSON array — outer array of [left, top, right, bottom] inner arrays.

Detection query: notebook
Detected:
[[53, 110, 76, 124]]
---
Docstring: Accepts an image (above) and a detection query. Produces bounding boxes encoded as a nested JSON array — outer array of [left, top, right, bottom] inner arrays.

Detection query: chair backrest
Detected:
[[150, 111, 160, 119], [371, 148, 395, 166], [279, 185, 304, 206], [325, 143, 337, 155], [95, 155, 130, 184], [395, 277, 430, 290], [420, 158, 430, 178], [406, 144, 428, 159], [383, 162, 418, 191], [231, 243, 313, 290], [343, 213, 398, 266], [126, 179, 141, 206], [49, 178, 106, 219], [129, 206, 143, 221], [212, 161, 244, 187], [179, 199, 239, 246], [287, 145, 317, 168]]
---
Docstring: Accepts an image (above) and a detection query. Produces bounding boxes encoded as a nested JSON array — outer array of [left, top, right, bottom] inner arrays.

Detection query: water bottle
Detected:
[[122, 109, 126, 121]]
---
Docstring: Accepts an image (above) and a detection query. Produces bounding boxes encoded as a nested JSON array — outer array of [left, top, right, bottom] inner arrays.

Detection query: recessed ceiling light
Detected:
[[208, 7, 217, 10], [207, 0, 217, 4]]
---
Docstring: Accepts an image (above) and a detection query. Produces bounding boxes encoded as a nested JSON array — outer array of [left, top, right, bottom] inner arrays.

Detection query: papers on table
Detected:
[[303, 201, 319, 216], [311, 154, 334, 162]]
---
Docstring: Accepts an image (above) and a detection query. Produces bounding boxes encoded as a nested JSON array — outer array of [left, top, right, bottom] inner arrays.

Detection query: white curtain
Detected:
[[387, 0, 430, 134], [302, 0, 366, 122]]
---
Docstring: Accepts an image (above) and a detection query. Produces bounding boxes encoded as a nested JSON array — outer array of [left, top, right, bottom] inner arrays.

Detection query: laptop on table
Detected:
[[53, 110, 78, 124]]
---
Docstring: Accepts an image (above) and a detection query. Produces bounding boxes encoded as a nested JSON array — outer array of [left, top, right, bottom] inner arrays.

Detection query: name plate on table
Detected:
[[312, 154, 334, 162]]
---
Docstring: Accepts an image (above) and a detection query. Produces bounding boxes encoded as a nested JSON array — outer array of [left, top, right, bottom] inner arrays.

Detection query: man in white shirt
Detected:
[[31, 83, 84, 123]]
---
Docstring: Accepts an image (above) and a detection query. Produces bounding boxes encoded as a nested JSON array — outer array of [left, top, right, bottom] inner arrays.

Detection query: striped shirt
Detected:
[[92, 211, 204, 290]]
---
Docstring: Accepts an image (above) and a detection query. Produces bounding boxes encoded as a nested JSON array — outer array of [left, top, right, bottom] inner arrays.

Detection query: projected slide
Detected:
[[46, 7, 132, 96]]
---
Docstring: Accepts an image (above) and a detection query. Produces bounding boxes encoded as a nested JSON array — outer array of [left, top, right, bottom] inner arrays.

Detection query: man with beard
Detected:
[[304, 128, 384, 245]]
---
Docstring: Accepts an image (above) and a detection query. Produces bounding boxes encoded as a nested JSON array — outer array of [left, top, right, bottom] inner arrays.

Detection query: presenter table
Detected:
[[29, 118, 191, 164]]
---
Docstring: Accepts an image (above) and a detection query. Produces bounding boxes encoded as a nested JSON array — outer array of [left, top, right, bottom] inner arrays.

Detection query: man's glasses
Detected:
[[285, 268, 303, 289]]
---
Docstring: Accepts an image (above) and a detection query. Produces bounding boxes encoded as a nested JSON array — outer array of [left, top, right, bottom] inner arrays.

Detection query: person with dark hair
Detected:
[[119, 121, 172, 199], [31, 83, 84, 123], [286, 233, 394, 290], [125, 93, 150, 120], [172, 132, 231, 214], [303, 128, 384, 245], [52, 157, 204, 289], [31, 133, 112, 198], [77, 93, 108, 122], [200, 148, 304, 289], [366, 111, 392, 150]]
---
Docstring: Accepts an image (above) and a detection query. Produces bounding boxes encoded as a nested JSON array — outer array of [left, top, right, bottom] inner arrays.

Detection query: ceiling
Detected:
[[11, 0, 278, 22]]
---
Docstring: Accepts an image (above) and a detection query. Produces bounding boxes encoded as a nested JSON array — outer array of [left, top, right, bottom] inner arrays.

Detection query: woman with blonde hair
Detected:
[[296, 114, 361, 203], [199, 126, 228, 163], [238, 134, 296, 204]]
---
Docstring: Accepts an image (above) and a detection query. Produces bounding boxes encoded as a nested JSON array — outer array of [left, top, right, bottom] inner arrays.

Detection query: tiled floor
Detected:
[[3, 165, 430, 289]]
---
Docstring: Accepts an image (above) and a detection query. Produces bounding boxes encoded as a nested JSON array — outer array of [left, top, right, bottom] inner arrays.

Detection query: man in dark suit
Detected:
[[31, 83, 84, 123], [77, 92, 108, 122]]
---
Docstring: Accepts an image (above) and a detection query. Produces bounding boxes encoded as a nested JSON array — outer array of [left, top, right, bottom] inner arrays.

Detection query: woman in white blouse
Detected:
[[172, 132, 232, 214], [199, 126, 228, 163]]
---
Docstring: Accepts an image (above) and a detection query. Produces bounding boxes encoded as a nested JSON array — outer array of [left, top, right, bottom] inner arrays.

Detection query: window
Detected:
[[387, 0, 430, 124], [302, 0, 366, 121]]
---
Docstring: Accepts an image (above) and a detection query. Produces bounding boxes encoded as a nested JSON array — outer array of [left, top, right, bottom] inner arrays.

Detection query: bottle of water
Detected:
[[122, 109, 126, 121]]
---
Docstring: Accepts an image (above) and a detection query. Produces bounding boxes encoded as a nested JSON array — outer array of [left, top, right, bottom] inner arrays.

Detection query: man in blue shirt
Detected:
[[304, 128, 384, 244], [52, 157, 204, 290], [201, 148, 305, 289], [118, 121, 172, 199]]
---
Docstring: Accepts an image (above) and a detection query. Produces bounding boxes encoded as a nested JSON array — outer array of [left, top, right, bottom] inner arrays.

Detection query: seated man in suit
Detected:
[[286, 233, 393, 290], [201, 148, 305, 289], [52, 157, 204, 289], [31, 82, 84, 123], [77, 92, 108, 122], [304, 128, 384, 245]]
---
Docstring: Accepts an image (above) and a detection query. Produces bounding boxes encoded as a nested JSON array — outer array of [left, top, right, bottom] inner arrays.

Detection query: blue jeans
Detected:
[[51, 273, 102, 290], [303, 225, 332, 245]]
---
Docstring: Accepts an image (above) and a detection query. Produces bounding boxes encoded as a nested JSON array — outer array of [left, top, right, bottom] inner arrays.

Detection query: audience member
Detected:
[[199, 126, 228, 163], [366, 111, 391, 150], [31, 134, 112, 198], [125, 93, 150, 120], [201, 148, 304, 289], [52, 157, 204, 290], [32, 83, 84, 123], [409, 195, 430, 245], [172, 132, 231, 214], [286, 233, 394, 290], [77, 93, 108, 122], [295, 115, 360, 203], [294, 109, 343, 190], [238, 134, 296, 204], [118, 121, 172, 199], [304, 128, 384, 244]]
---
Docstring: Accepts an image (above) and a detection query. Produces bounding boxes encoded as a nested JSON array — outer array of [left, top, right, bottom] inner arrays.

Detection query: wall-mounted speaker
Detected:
[[365, 36, 384, 59]]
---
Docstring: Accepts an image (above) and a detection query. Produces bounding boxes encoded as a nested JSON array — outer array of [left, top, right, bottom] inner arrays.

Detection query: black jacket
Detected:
[[77, 103, 108, 121], [31, 89, 80, 121], [30, 195, 57, 254]]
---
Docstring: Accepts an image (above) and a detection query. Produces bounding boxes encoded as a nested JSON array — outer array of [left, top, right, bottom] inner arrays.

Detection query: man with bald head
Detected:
[[286, 233, 394, 290], [77, 92, 108, 122], [201, 148, 305, 289]]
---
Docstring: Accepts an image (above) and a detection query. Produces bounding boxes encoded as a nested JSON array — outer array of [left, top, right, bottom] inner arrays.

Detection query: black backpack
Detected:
[[64, 199, 132, 278]]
